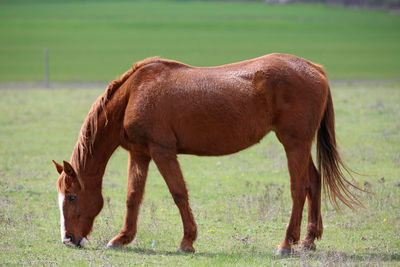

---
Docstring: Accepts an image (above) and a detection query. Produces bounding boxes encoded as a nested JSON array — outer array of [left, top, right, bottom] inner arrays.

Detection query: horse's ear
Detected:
[[62, 160, 80, 189], [63, 160, 76, 177], [52, 160, 64, 175]]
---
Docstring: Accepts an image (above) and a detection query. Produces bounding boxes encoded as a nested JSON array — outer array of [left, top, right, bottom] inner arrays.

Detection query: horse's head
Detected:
[[52, 160, 103, 248]]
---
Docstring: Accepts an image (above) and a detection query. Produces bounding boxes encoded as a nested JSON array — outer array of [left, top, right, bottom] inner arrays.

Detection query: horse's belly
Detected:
[[174, 112, 271, 156], [177, 134, 269, 156]]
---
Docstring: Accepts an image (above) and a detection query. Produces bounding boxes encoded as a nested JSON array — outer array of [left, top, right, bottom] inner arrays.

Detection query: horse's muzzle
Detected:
[[62, 235, 87, 248]]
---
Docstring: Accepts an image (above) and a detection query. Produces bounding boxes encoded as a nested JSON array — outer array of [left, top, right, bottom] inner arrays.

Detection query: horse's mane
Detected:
[[71, 57, 160, 172]]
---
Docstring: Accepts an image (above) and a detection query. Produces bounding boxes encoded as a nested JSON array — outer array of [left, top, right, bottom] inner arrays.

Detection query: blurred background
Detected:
[[0, 0, 399, 84]]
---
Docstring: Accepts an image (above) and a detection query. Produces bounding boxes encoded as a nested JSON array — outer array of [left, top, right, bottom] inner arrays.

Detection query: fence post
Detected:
[[44, 48, 49, 88]]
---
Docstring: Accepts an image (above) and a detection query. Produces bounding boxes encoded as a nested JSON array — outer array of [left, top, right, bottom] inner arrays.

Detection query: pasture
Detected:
[[0, 0, 399, 82], [0, 0, 399, 266], [0, 84, 399, 265]]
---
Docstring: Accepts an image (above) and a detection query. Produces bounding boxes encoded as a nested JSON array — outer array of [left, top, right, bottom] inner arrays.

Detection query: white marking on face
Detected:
[[58, 192, 87, 248], [58, 193, 66, 242]]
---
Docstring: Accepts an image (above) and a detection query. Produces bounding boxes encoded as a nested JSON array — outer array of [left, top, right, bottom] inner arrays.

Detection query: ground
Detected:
[[0, 82, 399, 265]]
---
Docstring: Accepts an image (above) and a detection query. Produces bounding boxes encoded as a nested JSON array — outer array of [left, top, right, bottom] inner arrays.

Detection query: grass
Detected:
[[0, 0, 400, 82], [0, 83, 399, 265], [1, 0, 399, 265]]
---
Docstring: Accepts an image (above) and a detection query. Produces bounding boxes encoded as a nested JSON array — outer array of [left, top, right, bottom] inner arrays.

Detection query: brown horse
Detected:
[[53, 53, 362, 254]]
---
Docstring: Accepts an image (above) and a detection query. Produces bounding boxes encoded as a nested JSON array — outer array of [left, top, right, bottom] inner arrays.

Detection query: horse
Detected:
[[52, 53, 362, 255]]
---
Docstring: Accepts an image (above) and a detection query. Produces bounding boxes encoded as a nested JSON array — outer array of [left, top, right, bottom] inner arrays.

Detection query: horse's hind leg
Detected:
[[149, 145, 197, 253], [276, 136, 312, 255], [300, 158, 323, 250], [108, 151, 151, 248]]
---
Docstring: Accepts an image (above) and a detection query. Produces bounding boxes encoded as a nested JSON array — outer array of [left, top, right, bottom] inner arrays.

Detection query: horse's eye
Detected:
[[68, 195, 77, 202]]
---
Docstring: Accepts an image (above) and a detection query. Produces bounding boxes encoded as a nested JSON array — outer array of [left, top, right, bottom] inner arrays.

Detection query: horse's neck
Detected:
[[72, 91, 128, 187], [79, 126, 119, 178]]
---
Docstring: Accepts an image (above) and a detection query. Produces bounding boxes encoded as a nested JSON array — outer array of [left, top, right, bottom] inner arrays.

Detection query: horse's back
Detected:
[[122, 54, 329, 155]]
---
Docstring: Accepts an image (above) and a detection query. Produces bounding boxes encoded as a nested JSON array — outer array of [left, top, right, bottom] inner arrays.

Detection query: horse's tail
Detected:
[[317, 88, 364, 210]]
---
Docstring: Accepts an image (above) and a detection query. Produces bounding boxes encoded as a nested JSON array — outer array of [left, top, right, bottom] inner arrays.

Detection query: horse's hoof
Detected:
[[177, 247, 195, 254], [275, 247, 292, 255], [106, 242, 122, 249]]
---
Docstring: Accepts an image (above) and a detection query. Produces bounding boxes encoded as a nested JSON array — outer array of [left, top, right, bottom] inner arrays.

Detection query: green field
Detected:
[[0, 84, 399, 265], [0, 0, 400, 82], [1, 0, 400, 265]]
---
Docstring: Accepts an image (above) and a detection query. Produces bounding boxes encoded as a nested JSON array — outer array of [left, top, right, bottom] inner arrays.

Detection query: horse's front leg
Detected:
[[149, 145, 197, 253], [107, 151, 150, 248]]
